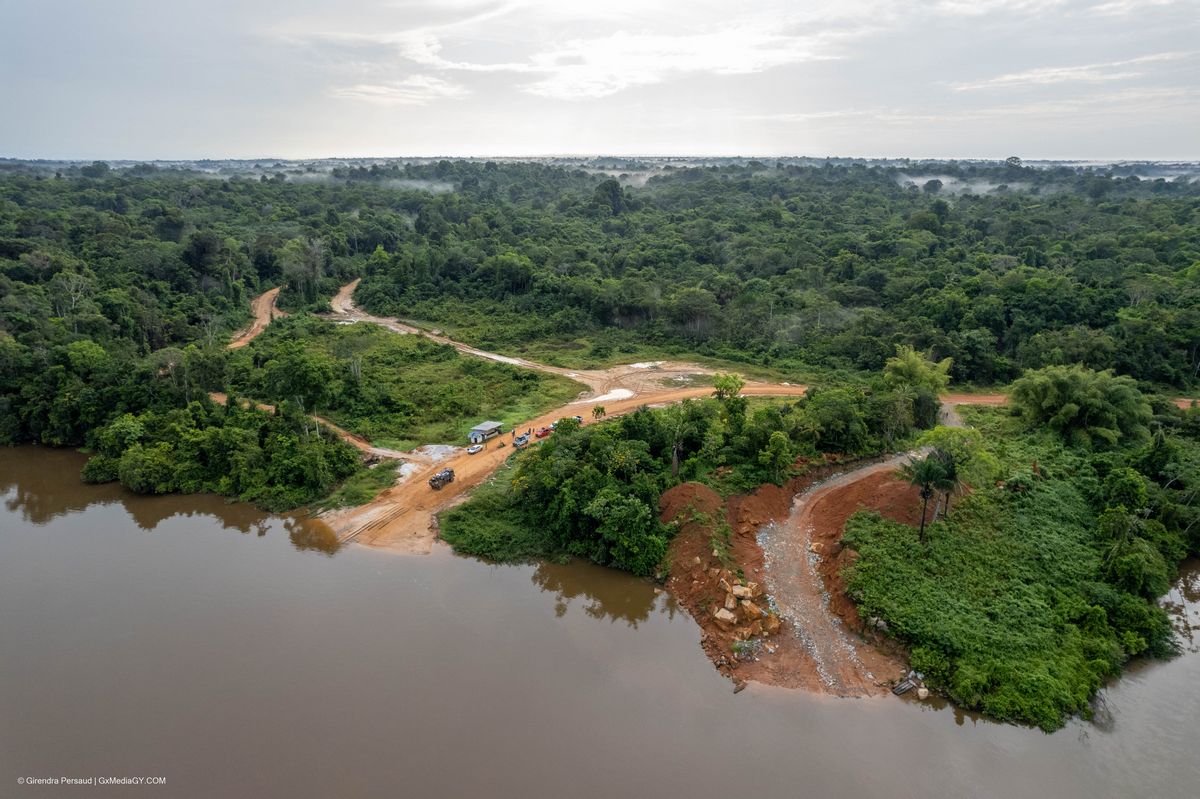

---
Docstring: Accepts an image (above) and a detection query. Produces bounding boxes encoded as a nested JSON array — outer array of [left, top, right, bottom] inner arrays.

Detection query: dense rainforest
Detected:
[[1, 157, 1199, 728], [0, 155, 1197, 513], [349, 159, 1200, 389]]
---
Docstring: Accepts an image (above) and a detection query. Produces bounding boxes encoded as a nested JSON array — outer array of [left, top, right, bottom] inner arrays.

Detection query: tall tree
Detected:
[[898, 452, 947, 543]]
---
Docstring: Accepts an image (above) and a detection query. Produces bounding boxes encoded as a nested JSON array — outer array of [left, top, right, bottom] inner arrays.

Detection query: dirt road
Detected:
[[328, 279, 724, 396], [757, 458, 910, 695], [327, 383, 810, 554], [239, 283, 1199, 555], [229, 287, 284, 349], [750, 401, 969, 695], [320, 280, 818, 553]]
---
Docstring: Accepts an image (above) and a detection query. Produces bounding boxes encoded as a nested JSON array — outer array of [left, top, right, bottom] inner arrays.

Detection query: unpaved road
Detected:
[[753, 400, 966, 695], [322, 279, 812, 553], [238, 283, 1198, 557], [328, 279, 726, 397], [227, 284, 1200, 693], [753, 391, 1192, 695], [229, 287, 284, 349], [228, 283, 805, 553], [327, 382, 811, 554], [758, 458, 909, 695]]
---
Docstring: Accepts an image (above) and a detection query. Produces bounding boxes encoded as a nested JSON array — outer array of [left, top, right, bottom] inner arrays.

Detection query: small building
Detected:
[[468, 421, 503, 444]]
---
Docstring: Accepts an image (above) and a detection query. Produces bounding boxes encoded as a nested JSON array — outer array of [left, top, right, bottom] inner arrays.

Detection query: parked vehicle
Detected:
[[428, 468, 455, 490], [535, 427, 552, 438], [467, 444, 483, 455], [513, 434, 531, 448]]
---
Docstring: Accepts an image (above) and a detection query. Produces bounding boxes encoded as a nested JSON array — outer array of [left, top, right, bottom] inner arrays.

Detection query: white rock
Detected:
[[713, 608, 737, 625]]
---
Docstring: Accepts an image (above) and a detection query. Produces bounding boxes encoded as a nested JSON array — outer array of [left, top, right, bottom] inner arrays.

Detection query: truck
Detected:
[[428, 468, 455, 490]]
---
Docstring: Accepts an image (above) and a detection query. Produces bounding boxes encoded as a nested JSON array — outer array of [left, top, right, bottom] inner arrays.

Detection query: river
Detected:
[[2, 447, 1198, 798]]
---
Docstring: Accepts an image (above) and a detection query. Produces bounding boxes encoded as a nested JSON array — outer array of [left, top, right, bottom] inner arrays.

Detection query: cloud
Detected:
[[276, 2, 874, 100], [307, 26, 850, 100], [949, 51, 1192, 91], [1089, 0, 1186, 15], [518, 28, 845, 99], [330, 75, 468, 105], [746, 85, 1199, 127], [932, 0, 1067, 16]]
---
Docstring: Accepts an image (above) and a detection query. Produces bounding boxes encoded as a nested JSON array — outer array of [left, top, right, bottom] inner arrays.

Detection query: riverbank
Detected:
[[662, 456, 912, 696]]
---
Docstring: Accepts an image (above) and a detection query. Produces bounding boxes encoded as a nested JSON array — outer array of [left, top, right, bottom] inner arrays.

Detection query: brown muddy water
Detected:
[[2, 447, 1199, 799]]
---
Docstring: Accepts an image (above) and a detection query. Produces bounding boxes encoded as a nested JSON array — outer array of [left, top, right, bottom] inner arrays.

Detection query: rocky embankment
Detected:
[[661, 457, 907, 694]]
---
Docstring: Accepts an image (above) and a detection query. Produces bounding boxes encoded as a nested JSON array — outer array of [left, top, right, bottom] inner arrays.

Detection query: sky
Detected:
[[1, 0, 1197, 160]]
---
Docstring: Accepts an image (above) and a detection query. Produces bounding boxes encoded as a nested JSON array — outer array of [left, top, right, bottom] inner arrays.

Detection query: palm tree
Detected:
[[930, 447, 963, 519], [899, 453, 946, 544]]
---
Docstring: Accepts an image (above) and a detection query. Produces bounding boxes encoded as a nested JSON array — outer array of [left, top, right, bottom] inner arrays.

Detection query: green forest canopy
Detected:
[[2, 158, 1199, 729]]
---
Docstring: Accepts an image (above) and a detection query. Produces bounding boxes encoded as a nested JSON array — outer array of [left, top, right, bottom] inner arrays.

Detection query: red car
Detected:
[[535, 427, 552, 438]]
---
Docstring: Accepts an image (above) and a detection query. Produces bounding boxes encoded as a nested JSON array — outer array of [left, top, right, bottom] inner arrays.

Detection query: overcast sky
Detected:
[[1, 0, 1197, 160]]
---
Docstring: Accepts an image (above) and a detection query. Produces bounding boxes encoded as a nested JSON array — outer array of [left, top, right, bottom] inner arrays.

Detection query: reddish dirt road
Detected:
[[224, 285, 1200, 694], [755, 457, 913, 695], [328, 278, 729, 396], [328, 383, 810, 554], [236, 284, 1199, 557], [228, 287, 284, 349]]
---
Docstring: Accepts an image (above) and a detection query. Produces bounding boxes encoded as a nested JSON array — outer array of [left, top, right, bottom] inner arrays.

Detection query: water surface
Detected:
[[2, 447, 1198, 798]]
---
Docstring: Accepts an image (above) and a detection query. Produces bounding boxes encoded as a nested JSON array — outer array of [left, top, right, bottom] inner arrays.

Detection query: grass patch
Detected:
[[230, 314, 585, 447], [841, 408, 1177, 731], [355, 295, 813, 382], [318, 460, 400, 510], [439, 462, 556, 563]]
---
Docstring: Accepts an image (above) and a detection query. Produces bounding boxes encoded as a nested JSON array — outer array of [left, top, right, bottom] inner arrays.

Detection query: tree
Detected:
[[280, 237, 328, 304], [1010, 365, 1151, 449], [584, 487, 665, 576], [592, 405, 606, 420], [80, 161, 110, 178], [758, 430, 792, 484], [667, 287, 720, 337], [928, 447, 962, 519], [592, 178, 627, 215], [898, 452, 947, 543], [712, 373, 746, 401], [917, 426, 999, 491], [799, 387, 871, 454], [884, 344, 952, 394]]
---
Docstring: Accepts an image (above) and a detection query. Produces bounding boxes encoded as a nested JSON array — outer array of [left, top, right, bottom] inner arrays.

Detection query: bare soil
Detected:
[[321, 280, 808, 553], [228, 287, 284, 349], [662, 483, 769, 679], [221, 286, 1200, 698], [269, 284, 1200, 556], [662, 459, 911, 696]]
